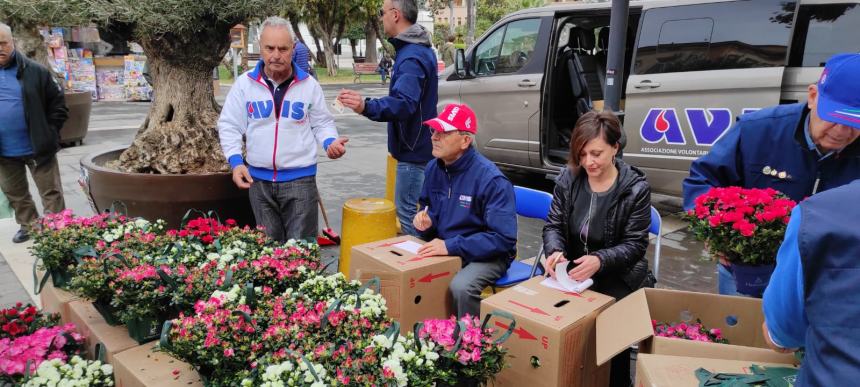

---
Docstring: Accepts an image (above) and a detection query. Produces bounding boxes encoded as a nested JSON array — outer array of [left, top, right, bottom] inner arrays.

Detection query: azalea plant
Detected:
[[22, 355, 114, 386], [31, 210, 122, 287], [162, 293, 260, 385], [0, 303, 59, 340], [0, 323, 84, 381], [652, 319, 728, 344], [109, 263, 183, 324], [684, 187, 797, 265], [240, 355, 331, 387], [417, 315, 509, 385]]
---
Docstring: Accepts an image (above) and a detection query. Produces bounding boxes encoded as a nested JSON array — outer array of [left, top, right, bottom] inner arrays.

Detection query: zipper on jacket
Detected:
[[445, 167, 452, 198], [252, 74, 303, 181]]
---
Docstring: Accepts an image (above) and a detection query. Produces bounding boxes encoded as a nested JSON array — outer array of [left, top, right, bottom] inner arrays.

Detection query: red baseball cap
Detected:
[[423, 103, 478, 134]]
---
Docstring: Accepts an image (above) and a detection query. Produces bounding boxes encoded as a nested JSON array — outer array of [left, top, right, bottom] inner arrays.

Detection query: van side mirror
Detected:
[[455, 49, 467, 78]]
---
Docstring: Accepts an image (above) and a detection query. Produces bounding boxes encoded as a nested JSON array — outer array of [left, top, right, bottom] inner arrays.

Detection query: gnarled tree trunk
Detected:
[[115, 27, 230, 174]]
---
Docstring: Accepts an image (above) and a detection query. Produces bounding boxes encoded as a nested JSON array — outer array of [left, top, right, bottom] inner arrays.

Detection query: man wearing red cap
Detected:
[[412, 103, 517, 318]]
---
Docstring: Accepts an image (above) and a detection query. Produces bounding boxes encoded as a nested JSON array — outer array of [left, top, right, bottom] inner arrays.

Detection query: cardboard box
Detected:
[[635, 353, 797, 387], [350, 236, 461, 334], [596, 288, 798, 367], [480, 276, 615, 387], [39, 282, 80, 324], [68, 300, 139, 364], [113, 342, 203, 387]]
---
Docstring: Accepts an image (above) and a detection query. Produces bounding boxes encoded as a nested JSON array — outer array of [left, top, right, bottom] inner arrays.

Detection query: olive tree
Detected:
[[3, 0, 270, 174]]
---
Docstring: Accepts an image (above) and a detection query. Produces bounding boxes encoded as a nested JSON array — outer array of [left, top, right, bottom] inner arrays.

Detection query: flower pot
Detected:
[[126, 316, 164, 344], [60, 91, 92, 146], [730, 262, 775, 298], [80, 147, 255, 229], [50, 267, 73, 289], [92, 298, 122, 326]]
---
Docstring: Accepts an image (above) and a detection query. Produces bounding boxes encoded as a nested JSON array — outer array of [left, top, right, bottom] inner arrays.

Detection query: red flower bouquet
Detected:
[[684, 187, 796, 265]]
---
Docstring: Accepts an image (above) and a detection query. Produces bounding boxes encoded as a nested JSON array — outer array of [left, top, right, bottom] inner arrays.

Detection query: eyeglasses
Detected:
[[378, 7, 398, 17], [431, 130, 470, 139]]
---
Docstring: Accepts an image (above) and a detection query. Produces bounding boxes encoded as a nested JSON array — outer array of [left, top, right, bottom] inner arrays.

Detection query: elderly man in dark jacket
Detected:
[[0, 23, 68, 243], [412, 104, 517, 319]]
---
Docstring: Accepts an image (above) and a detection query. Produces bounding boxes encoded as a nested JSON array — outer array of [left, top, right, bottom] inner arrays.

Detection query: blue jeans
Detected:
[[717, 263, 738, 296], [395, 161, 426, 237]]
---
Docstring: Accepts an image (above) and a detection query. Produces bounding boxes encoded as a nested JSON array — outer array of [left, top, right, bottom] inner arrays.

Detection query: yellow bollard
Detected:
[[385, 154, 397, 204], [385, 154, 401, 233], [339, 198, 397, 278]]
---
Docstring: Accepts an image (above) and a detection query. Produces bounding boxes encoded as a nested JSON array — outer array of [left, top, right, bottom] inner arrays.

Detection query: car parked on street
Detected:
[[437, 0, 860, 196]]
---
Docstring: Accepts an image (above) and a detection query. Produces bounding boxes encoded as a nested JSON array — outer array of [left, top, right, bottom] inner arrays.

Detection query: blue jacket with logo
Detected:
[[682, 103, 860, 209], [417, 147, 517, 264], [763, 180, 860, 386], [362, 24, 438, 165]]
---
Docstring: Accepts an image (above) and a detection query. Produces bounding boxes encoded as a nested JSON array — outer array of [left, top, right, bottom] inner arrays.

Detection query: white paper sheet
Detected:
[[391, 240, 422, 255], [540, 262, 594, 293], [540, 277, 593, 293]]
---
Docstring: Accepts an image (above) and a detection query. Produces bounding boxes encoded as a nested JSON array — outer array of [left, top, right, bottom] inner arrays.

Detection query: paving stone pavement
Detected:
[[0, 83, 717, 309]]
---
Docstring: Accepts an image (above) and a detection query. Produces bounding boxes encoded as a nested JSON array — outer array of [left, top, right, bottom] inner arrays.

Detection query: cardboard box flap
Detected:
[[596, 288, 653, 366]]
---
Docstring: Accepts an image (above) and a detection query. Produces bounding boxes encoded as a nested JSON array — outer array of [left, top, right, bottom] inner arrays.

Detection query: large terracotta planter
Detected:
[[60, 91, 92, 146], [80, 147, 255, 229]]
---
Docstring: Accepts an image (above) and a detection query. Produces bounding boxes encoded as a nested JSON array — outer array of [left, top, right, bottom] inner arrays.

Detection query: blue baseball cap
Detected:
[[817, 53, 860, 130]]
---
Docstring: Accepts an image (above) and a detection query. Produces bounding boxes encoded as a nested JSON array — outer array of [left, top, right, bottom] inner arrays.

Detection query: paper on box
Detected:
[[596, 288, 798, 367], [350, 236, 461, 334], [481, 276, 615, 387], [113, 342, 202, 387], [635, 353, 797, 387], [67, 300, 139, 364]]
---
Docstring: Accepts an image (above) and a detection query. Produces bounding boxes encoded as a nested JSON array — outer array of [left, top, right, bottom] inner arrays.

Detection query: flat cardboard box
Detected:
[[596, 288, 798, 367], [480, 276, 615, 387], [68, 300, 139, 364], [113, 342, 203, 387], [635, 353, 797, 387], [350, 236, 461, 334], [39, 282, 80, 324]]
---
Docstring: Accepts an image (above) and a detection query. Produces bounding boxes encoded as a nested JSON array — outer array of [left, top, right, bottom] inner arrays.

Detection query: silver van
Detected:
[[437, 0, 860, 196]]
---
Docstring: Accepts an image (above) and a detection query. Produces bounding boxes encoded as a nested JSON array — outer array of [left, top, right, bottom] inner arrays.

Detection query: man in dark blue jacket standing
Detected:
[[762, 180, 860, 385], [412, 103, 517, 318], [682, 53, 860, 296], [338, 0, 438, 237]]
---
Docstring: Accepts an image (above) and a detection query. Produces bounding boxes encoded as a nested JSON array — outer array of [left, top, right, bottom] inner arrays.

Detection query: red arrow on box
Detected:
[[418, 272, 450, 283], [495, 321, 537, 341], [507, 300, 550, 316], [407, 256, 430, 262]]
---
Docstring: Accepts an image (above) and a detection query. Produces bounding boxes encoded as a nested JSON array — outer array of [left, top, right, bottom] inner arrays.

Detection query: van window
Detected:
[[634, 0, 797, 75], [789, 4, 860, 67], [472, 18, 541, 76]]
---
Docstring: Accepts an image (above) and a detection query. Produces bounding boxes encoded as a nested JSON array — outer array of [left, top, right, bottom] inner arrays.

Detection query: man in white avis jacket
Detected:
[[218, 16, 348, 242]]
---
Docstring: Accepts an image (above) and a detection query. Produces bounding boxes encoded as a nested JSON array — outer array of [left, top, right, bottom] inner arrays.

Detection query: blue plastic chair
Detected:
[[649, 206, 662, 282], [494, 186, 554, 288]]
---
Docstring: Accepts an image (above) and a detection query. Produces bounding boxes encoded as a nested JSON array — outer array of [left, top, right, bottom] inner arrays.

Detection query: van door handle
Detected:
[[518, 80, 537, 87], [634, 80, 661, 89]]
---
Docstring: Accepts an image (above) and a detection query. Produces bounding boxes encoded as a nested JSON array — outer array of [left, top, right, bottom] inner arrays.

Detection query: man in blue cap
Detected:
[[682, 53, 860, 296], [762, 179, 860, 385]]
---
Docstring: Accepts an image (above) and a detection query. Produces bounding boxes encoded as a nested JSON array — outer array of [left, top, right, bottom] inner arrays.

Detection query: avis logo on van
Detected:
[[640, 108, 759, 146], [246, 100, 307, 120]]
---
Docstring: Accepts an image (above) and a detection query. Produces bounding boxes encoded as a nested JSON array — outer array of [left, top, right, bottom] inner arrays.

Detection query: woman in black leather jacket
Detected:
[[542, 111, 653, 387]]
